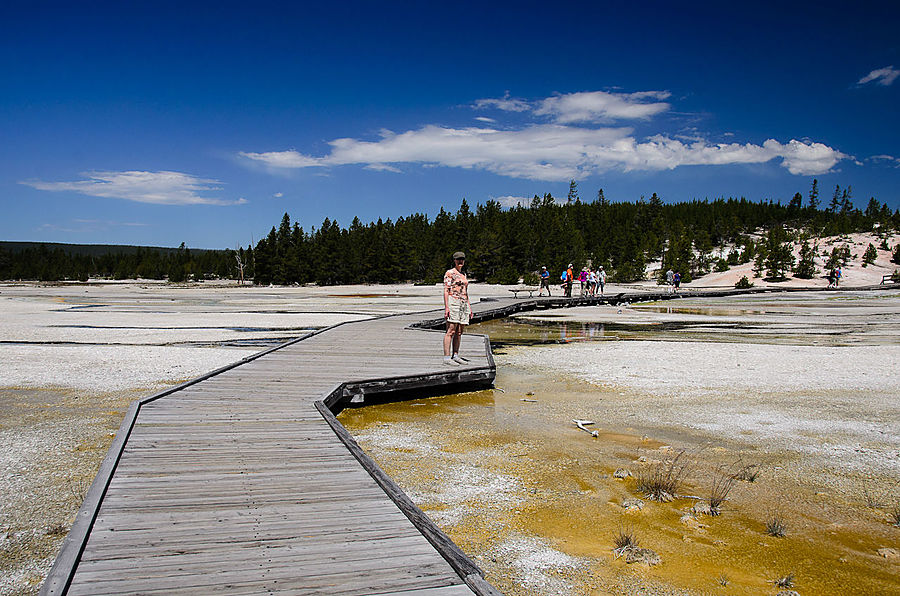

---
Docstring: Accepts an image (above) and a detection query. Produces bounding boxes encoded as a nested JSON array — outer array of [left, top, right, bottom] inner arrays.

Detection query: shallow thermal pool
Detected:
[[339, 291, 900, 596]]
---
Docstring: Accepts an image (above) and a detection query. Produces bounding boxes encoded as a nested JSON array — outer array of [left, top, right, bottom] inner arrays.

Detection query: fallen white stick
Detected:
[[573, 419, 599, 437]]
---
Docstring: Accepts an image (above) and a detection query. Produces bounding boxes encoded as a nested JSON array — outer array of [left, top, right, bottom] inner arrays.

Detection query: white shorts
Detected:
[[447, 295, 471, 325]]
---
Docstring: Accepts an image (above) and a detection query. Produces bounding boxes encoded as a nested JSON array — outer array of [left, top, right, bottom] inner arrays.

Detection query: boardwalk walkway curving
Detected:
[[43, 284, 886, 595], [42, 299, 520, 596]]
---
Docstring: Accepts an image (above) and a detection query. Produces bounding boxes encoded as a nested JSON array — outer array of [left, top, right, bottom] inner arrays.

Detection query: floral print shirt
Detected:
[[444, 268, 469, 301]]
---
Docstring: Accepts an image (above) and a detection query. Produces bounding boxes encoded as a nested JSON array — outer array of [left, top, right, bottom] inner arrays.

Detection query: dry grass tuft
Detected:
[[889, 500, 900, 528], [612, 525, 639, 553], [716, 573, 730, 586], [773, 572, 795, 588], [731, 462, 760, 483], [635, 450, 689, 502], [708, 464, 738, 515], [766, 512, 787, 537], [863, 482, 884, 508]]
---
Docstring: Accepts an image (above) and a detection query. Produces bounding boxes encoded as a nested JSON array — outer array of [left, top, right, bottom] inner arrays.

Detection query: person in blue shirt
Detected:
[[539, 266, 551, 296]]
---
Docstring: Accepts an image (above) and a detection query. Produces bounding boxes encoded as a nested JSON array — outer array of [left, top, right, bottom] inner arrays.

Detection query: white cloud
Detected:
[[856, 66, 900, 87], [240, 90, 848, 180], [21, 170, 245, 206], [241, 123, 846, 180], [495, 195, 534, 208], [473, 94, 531, 112], [238, 150, 321, 168], [474, 116, 497, 123], [534, 90, 671, 123], [273, 192, 284, 197], [869, 154, 900, 167]]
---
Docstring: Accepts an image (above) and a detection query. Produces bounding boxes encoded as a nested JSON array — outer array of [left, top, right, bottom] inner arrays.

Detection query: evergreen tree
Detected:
[[794, 238, 817, 279], [840, 186, 853, 215], [567, 180, 579, 204], [596, 188, 607, 206], [865, 197, 881, 219], [808, 179, 819, 210], [862, 243, 877, 267], [764, 227, 794, 280], [893, 244, 900, 265], [827, 185, 841, 213]]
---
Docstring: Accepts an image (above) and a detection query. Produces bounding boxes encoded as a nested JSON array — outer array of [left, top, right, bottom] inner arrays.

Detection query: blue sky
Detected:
[[2, 1, 899, 249]]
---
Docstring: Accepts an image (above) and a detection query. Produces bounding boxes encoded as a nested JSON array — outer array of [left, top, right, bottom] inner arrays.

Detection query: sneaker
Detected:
[[452, 354, 469, 363], [443, 357, 460, 366]]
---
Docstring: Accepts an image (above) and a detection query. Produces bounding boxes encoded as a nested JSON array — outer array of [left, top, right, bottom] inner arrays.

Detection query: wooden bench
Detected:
[[883, 274, 897, 284], [509, 286, 540, 298]]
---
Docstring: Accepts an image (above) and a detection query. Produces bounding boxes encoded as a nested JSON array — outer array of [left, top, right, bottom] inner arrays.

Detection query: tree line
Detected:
[[2, 180, 899, 284], [249, 181, 899, 285], [0, 242, 237, 282]]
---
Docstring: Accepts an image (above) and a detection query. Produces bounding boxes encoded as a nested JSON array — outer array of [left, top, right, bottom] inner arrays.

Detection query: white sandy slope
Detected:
[[640, 231, 899, 290]]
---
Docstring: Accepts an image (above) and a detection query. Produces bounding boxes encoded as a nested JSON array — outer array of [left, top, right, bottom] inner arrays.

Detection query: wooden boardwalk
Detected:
[[44, 284, 889, 595], [42, 301, 512, 596]]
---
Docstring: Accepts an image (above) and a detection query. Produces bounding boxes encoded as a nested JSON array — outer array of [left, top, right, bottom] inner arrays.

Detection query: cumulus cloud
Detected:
[[241, 124, 846, 180], [534, 90, 671, 123], [21, 170, 245, 206], [856, 66, 900, 87], [240, 90, 848, 180]]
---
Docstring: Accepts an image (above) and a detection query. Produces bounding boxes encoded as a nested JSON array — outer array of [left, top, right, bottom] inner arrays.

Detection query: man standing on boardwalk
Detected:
[[443, 251, 470, 366], [539, 266, 551, 296], [565, 263, 574, 298]]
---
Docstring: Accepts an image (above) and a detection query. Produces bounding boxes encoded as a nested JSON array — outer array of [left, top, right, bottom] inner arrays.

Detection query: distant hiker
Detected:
[[565, 263, 574, 297], [828, 268, 836, 288], [588, 269, 597, 296], [598, 266, 607, 295], [673, 271, 681, 292], [579, 268, 588, 296], [835, 266, 842, 287], [539, 266, 551, 296], [665, 268, 674, 293], [443, 251, 470, 366]]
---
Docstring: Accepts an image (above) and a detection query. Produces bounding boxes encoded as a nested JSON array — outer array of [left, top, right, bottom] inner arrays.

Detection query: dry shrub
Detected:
[[635, 450, 689, 502], [889, 500, 900, 528], [863, 482, 884, 508], [766, 512, 787, 537], [731, 462, 760, 483], [708, 464, 738, 515], [774, 573, 795, 588], [612, 525, 639, 553]]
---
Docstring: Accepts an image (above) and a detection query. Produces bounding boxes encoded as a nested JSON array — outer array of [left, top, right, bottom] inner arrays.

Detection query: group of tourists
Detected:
[[540, 264, 607, 297], [441, 252, 616, 366], [828, 266, 842, 288], [664, 268, 682, 293]]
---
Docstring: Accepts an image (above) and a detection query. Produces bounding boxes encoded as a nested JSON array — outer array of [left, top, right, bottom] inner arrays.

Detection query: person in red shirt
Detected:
[[443, 251, 470, 365]]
